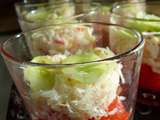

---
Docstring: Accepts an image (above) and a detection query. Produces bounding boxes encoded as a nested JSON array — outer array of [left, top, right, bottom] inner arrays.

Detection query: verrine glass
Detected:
[[1, 23, 144, 120], [111, 1, 160, 107], [15, 1, 102, 32]]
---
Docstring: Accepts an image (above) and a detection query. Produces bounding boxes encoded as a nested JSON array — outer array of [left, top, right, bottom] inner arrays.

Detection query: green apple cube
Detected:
[[62, 52, 100, 64], [62, 51, 115, 84], [62, 63, 107, 84], [31, 56, 54, 64], [24, 56, 55, 92], [26, 8, 49, 22], [24, 66, 55, 92], [99, 5, 111, 13]]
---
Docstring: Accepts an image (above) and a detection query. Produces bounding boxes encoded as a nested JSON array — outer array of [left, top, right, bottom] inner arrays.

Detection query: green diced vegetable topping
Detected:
[[26, 8, 49, 22], [24, 56, 55, 92], [128, 14, 160, 32], [62, 52, 108, 84]]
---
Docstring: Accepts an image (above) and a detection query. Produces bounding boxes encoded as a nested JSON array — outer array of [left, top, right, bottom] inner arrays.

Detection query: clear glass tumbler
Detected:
[[1, 22, 144, 120], [111, 1, 160, 107], [15, 1, 100, 32]]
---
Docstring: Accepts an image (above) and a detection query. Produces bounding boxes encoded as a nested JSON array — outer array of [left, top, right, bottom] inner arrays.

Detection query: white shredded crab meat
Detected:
[[143, 35, 160, 73], [37, 48, 124, 120], [30, 24, 96, 56]]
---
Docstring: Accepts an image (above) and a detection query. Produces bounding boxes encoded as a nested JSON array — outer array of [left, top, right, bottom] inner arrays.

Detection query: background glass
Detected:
[[111, 1, 160, 107], [1, 22, 144, 120], [15, 1, 104, 32]]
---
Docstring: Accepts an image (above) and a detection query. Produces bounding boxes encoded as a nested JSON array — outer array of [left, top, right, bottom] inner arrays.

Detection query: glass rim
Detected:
[[1, 22, 144, 67], [17, 13, 87, 25], [15, 0, 99, 7], [111, 1, 160, 22], [15, 1, 100, 24]]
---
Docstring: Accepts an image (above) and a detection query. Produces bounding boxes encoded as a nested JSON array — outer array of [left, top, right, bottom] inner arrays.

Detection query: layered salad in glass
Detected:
[[111, 2, 160, 107], [126, 9, 160, 92], [22, 23, 131, 120], [15, 1, 104, 31]]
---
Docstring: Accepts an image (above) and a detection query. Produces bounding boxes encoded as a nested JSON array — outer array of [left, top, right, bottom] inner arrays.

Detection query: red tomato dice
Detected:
[[139, 64, 160, 91]]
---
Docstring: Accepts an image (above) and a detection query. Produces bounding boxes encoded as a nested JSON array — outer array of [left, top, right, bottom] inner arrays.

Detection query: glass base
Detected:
[[7, 85, 160, 120]]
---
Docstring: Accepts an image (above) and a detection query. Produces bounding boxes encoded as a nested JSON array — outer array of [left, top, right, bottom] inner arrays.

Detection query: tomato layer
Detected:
[[100, 98, 129, 120], [38, 98, 129, 120], [89, 98, 130, 120], [139, 64, 160, 91]]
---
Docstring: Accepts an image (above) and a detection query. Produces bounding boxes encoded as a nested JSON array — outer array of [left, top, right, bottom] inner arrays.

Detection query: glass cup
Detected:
[[1, 22, 144, 120], [15, 1, 101, 32], [111, 1, 160, 107]]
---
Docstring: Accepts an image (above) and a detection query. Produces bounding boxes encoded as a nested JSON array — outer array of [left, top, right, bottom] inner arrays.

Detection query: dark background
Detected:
[[0, 0, 20, 33], [0, 0, 48, 33]]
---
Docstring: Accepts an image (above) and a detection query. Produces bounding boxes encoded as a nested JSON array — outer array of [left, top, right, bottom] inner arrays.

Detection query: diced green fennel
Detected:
[[25, 8, 49, 22], [24, 56, 55, 92], [127, 14, 160, 32]]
